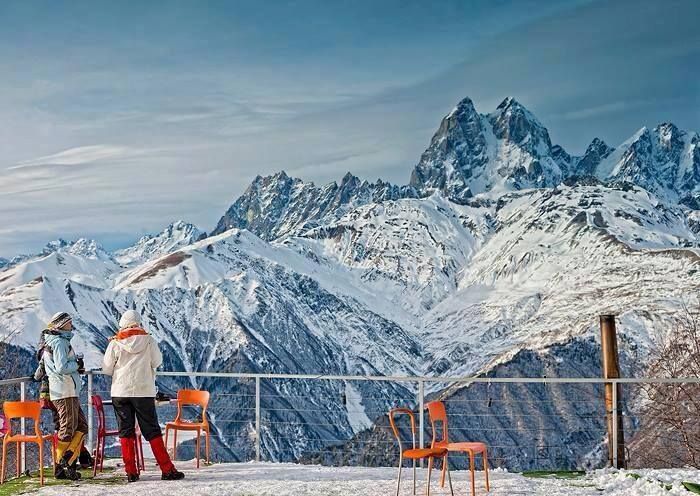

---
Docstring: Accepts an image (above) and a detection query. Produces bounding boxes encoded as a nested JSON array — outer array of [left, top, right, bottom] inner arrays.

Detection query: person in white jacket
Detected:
[[103, 310, 184, 482]]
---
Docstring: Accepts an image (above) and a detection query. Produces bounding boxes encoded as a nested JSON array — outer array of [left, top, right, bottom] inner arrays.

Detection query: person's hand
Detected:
[[76, 356, 85, 374]]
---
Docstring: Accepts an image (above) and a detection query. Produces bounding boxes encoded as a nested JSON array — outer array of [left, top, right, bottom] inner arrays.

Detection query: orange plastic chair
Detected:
[[1, 401, 53, 486], [164, 389, 210, 468], [91, 395, 144, 476], [389, 408, 454, 496], [427, 401, 490, 496]]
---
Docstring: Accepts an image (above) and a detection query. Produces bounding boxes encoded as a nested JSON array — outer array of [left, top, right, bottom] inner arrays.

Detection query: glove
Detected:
[[33, 362, 46, 382], [155, 391, 171, 402], [76, 356, 85, 374]]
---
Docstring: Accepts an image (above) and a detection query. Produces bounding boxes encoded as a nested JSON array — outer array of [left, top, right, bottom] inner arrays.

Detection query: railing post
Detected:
[[87, 371, 94, 454], [255, 376, 261, 462], [20, 380, 26, 474], [418, 379, 425, 468], [601, 314, 626, 468], [612, 379, 618, 468]]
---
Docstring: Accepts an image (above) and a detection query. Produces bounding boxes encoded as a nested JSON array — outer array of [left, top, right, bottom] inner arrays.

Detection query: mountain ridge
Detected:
[[213, 97, 698, 243]]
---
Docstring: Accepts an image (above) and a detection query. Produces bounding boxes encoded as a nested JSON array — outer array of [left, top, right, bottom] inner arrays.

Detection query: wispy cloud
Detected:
[[559, 101, 633, 120], [10, 145, 143, 170], [555, 100, 657, 121], [0, 0, 697, 257]]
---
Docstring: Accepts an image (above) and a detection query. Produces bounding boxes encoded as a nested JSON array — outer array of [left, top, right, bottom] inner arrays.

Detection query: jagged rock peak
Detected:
[[489, 97, 552, 152], [577, 138, 615, 176], [410, 96, 562, 202], [213, 171, 415, 241]]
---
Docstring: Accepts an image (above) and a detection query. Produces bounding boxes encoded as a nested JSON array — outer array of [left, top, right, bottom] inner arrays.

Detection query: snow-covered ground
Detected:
[[33, 461, 700, 496]]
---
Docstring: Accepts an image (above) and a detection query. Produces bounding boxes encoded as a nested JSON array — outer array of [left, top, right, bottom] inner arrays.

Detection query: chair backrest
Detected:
[[3, 401, 42, 436], [388, 408, 417, 454], [91, 394, 107, 434], [426, 400, 449, 447], [176, 389, 210, 424]]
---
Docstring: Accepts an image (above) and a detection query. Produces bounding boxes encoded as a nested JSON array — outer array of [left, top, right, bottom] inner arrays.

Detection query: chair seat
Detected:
[[4, 434, 53, 443], [166, 420, 208, 431], [441, 441, 487, 453], [402, 447, 447, 459]]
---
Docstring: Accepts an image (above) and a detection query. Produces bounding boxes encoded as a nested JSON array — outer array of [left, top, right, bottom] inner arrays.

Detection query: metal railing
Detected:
[[1, 373, 699, 472]]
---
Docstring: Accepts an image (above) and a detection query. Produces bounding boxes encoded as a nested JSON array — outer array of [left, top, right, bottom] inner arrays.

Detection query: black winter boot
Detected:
[[59, 452, 82, 481], [79, 447, 94, 469], [161, 468, 185, 480], [54, 464, 67, 479]]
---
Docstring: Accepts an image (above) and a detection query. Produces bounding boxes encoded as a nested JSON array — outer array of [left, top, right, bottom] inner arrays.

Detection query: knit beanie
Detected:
[[119, 310, 142, 330], [48, 312, 72, 330]]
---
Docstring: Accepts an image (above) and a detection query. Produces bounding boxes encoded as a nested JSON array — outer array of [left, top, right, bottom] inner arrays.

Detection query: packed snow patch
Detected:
[[344, 382, 372, 433], [32, 461, 700, 496]]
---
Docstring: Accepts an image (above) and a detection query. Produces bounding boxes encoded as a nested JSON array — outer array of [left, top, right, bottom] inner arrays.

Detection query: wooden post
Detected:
[[600, 314, 626, 468]]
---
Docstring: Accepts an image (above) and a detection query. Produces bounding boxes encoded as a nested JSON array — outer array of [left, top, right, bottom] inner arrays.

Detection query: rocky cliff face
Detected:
[[409, 97, 565, 202], [212, 171, 415, 241]]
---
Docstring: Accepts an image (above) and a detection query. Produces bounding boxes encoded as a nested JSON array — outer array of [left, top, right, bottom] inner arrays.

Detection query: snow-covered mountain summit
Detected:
[[114, 220, 207, 266], [409, 97, 566, 202], [591, 123, 700, 207]]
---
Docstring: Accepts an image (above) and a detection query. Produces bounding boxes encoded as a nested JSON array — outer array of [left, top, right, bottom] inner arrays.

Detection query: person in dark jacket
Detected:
[[103, 310, 184, 482]]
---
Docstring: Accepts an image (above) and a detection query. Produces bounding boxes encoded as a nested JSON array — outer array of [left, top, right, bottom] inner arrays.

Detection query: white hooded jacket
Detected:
[[102, 330, 162, 398]]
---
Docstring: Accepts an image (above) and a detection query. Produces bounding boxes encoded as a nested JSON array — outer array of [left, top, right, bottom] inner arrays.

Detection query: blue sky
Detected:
[[0, 0, 698, 257]]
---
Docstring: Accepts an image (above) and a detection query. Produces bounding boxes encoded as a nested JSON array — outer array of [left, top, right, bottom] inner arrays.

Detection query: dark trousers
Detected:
[[112, 397, 162, 441]]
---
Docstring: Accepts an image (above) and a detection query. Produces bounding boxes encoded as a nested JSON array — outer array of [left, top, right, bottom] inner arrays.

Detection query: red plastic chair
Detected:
[[389, 408, 453, 496], [91, 395, 144, 476], [165, 389, 210, 468], [427, 401, 490, 496], [1, 401, 53, 486]]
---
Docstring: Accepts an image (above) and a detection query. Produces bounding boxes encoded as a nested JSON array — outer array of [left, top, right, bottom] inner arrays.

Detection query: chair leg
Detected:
[[469, 452, 476, 496], [195, 429, 201, 469], [445, 456, 454, 496], [483, 450, 490, 492], [440, 453, 447, 487], [100, 436, 106, 472], [16, 442, 20, 478], [52, 435, 57, 468], [412, 459, 417, 495], [134, 435, 140, 473], [396, 456, 402, 496], [426, 457, 433, 496], [205, 430, 210, 464], [93, 436, 100, 477], [39, 442, 44, 486], [137, 436, 145, 471], [2, 439, 8, 484], [164, 427, 169, 456], [49, 437, 55, 479], [172, 430, 178, 461]]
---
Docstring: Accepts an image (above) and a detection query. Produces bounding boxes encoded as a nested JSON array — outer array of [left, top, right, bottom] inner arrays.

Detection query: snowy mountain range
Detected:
[[1, 97, 698, 469]]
